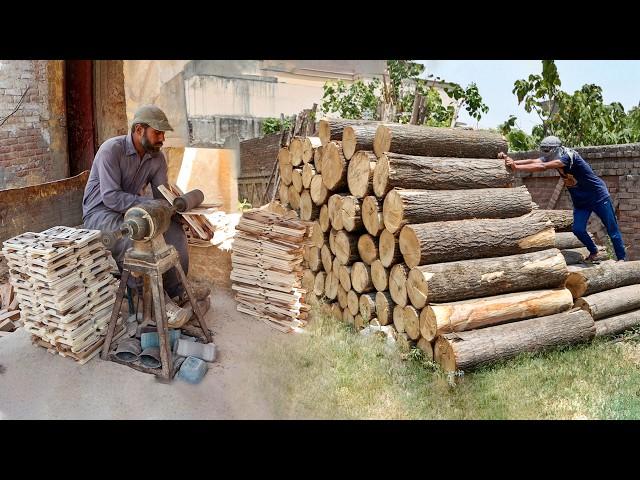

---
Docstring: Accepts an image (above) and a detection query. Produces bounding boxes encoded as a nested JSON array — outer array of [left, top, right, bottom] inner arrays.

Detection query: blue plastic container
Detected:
[[176, 356, 209, 384], [141, 330, 180, 350]]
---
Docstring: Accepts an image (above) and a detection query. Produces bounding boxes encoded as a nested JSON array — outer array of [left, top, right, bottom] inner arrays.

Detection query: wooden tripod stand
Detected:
[[100, 236, 212, 380]]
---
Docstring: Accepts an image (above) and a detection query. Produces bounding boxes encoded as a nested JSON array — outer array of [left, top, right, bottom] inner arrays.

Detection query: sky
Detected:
[[418, 60, 640, 133]]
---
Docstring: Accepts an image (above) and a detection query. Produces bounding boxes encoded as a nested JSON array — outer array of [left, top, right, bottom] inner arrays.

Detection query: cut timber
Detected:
[[280, 161, 293, 186], [321, 244, 334, 273], [318, 118, 380, 146], [371, 259, 389, 291], [310, 175, 329, 205], [329, 229, 338, 255], [383, 186, 532, 234], [343, 307, 355, 325], [434, 310, 595, 372], [403, 305, 421, 340], [351, 262, 374, 293], [379, 229, 403, 268], [347, 151, 376, 198], [354, 314, 366, 330], [342, 125, 379, 160], [334, 231, 360, 265], [417, 338, 434, 360], [339, 264, 352, 291], [289, 137, 304, 166], [540, 209, 573, 232], [347, 290, 359, 316], [314, 271, 326, 296], [319, 205, 330, 232], [322, 142, 348, 191], [359, 292, 377, 321], [328, 193, 347, 230], [561, 247, 607, 265], [291, 169, 303, 193], [308, 246, 322, 272], [300, 190, 320, 221], [311, 222, 329, 248], [332, 258, 342, 280], [302, 137, 322, 164], [324, 271, 339, 300], [406, 248, 568, 308], [302, 164, 316, 189], [288, 185, 301, 210], [575, 284, 640, 320], [555, 231, 592, 249], [595, 309, 640, 337], [362, 196, 385, 236], [357, 234, 378, 266], [389, 263, 410, 307], [375, 291, 395, 326], [341, 196, 364, 232], [278, 182, 289, 206], [314, 146, 323, 173], [566, 260, 640, 299], [373, 153, 514, 198], [420, 288, 574, 342], [373, 123, 507, 159], [302, 270, 315, 294], [399, 211, 555, 268], [393, 305, 405, 333], [337, 284, 349, 309]]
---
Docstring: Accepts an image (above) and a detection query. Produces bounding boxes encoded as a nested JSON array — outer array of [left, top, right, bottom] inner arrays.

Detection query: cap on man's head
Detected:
[[132, 104, 173, 132], [539, 135, 562, 152]]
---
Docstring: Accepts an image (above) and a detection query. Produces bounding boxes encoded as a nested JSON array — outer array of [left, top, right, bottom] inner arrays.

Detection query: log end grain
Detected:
[[419, 307, 438, 341], [389, 263, 409, 307], [373, 125, 391, 158], [362, 196, 384, 236], [347, 290, 359, 316], [319, 204, 330, 232], [381, 189, 405, 234], [372, 153, 390, 198], [403, 305, 421, 340], [398, 225, 421, 268], [406, 267, 429, 309], [417, 337, 434, 361], [342, 126, 356, 160], [357, 233, 378, 265], [371, 259, 389, 292], [347, 151, 374, 198], [351, 262, 373, 293]]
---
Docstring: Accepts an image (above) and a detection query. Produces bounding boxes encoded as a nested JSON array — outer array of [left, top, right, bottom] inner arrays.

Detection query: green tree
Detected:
[[261, 117, 292, 135]]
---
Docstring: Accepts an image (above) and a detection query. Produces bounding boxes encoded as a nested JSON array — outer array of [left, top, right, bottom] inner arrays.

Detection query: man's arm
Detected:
[[498, 152, 564, 172], [98, 149, 146, 213]]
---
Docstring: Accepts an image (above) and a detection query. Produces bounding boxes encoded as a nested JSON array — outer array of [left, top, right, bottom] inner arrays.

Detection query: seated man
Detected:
[[82, 104, 210, 306]]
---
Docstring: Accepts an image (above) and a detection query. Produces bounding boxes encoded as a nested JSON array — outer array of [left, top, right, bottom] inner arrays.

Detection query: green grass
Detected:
[[253, 311, 640, 419]]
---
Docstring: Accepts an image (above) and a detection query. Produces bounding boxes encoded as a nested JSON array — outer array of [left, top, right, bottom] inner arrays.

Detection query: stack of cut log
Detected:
[[0, 281, 19, 337], [230, 209, 312, 332], [286, 119, 605, 372], [566, 260, 640, 337], [1, 227, 125, 364]]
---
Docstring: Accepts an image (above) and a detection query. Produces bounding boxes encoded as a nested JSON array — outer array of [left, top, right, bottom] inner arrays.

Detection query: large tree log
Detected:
[[434, 310, 595, 372], [375, 291, 395, 326], [373, 153, 514, 198], [311, 221, 328, 248], [321, 244, 334, 273], [334, 231, 360, 265], [308, 246, 322, 272], [329, 228, 338, 255], [351, 262, 374, 293], [357, 233, 378, 265], [324, 271, 339, 300], [321, 141, 348, 191], [417, 338, 434, 361], [393, 305, 405, 333], [342, 125, 379, 160], [319, 204, 330, 232], [594, 309, 640, 337], [399, 211, 555, 268], [341, 196, 364, 232], [314, 271, 326, 296], [347, 290, 360, 316], [389, 263, 410, 307], [288, 185, 301, 210], [373, 123, 507, 159], [379, 229, 403, 268], [383, 186, 532, 234], [420, 288, 574, 341], [347, 151, 376, 198], [280, 162, 293, 186], [575, 284, 640, 320], [314, 146, 324, 173], [318, 119, 381, 146], [565, 260, 640, 299], [310, 175, 329, 205], [291, 168, 303, 193], [289, 137, 304, 166], [371, 259, 389, 292], [302, 137, 322, 164], [339, 264, 352, 292], [406, 248, 568, 308], [362, 196, 385, 236], [328, 193, 347, 231], [300, 190, 320, 221], [302, 164, 316, 189], [359, 292, 377, 321], [333, 257, 342, 279], [560, 247, 607, 265], [555, 231, 594, 249], [540, 209, 574, 232], [403, 305, 421, 340], [278, 182, 289, 206]]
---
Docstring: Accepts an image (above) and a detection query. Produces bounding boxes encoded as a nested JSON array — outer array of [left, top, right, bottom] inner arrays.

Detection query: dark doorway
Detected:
[[66, 60, 96, 176]]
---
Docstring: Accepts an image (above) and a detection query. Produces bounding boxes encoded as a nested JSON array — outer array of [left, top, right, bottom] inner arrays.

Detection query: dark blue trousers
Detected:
[[572, 197, 626, 260]]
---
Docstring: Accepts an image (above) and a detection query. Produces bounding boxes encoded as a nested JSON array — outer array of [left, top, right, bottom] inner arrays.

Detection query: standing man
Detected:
[[499, 136, 626, 262]]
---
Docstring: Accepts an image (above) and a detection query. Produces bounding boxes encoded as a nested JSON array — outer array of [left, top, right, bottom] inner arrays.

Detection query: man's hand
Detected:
[[498, 152, 516, 171]]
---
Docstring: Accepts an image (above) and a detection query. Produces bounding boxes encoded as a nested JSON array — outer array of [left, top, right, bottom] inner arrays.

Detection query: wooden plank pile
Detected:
[[1, 226, 125, 364], [282, 118, 623, 372], [231, 209, 312, 332], [0, 281, 19, 337]]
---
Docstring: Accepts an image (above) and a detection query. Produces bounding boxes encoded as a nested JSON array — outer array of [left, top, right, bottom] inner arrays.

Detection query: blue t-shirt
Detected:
[[541, 149, 609, 209]]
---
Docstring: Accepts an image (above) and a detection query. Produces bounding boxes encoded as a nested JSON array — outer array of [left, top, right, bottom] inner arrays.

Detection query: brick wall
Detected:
[[511, 143, 640, 260], [0, 60, 68, 189]]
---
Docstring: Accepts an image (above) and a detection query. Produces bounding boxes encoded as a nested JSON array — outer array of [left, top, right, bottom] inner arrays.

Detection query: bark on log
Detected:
[[314, 271, 326, 296], [291, 168, 303, 193], [403, 305, 421, 340], [540, 209, 574, 232], [362, 196, 385, 236], [324, 271, 339, 300], [302, 164, 316, 189], [311, 222, 328, 248], [347, 151, 376, 198], [289, 137, 304, 166], [341, 196, 364, 232], [417, 338, 434, 360], [334, 231, 360, 265], [554, 231, 593, 250], [406, 248, 568, 308], [322, 141, 348, 191], [373, 123, 507, 159], [288, 185, 301, 210], [575, 284, 640, 320], [310, 175, 329, 205], [434, 310, 595, 372], [565, 260, 640, 299], [393, 305, 405, 333], [357, 234, 378, 265], [342, 125, 379, 160], [373, 153, 514, 198], [278, 182, 289, 206], [302, 137, 322, 164], [594, 309, 640, 337], [375, 291, 395, 326], [318, 119, 381, 146], [347, 290, 360, 316], [308, 246, 322, 272], [300, 190, 320, 221], [379, 229, 403, 268], [351, 262, 374, 293], [389, 263, 410, 307], [339, 264, 352, 292], [399, 211, 555, 268], [321, 244, 334, 273], [359, 292, 377, 321], [319, 204, 330, 232], [420, 288, 574, 341], [371, 259, 389, 292]]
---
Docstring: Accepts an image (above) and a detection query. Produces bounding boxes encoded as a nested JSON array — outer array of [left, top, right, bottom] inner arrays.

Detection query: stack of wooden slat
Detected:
[[1, 227, 125, 364], [230, 209, 312, 332], [566, 260, 640, 337], [0, 281, 19, 337], [289, 118, 610, 372]]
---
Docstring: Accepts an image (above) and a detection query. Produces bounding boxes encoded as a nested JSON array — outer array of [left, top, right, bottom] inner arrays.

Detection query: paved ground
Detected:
[[0, 290, 282, 419]]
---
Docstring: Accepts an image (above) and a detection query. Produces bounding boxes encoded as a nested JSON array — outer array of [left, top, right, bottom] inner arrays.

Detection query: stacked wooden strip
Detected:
[[0, 281, 19, 336], [230, 209, 312, 332], [1, 227, 124, 364]]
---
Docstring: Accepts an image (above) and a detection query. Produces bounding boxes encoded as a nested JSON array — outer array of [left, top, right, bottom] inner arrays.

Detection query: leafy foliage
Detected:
[[262, 117, 292, 135]]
